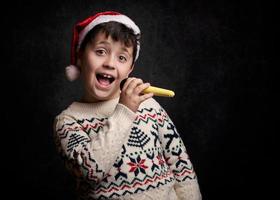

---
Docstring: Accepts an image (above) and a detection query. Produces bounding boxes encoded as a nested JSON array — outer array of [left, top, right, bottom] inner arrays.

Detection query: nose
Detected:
[[103, 55, 115, 69]]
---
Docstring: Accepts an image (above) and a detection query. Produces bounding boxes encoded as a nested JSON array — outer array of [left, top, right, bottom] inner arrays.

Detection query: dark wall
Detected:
[[6, 0, 273, 199]]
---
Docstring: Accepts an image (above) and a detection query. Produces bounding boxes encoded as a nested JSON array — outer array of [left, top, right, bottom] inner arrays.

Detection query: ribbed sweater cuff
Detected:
[[175, 179, 202, 200]]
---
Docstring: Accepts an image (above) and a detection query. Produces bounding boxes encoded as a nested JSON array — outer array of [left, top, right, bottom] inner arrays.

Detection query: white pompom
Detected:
[[65, 65, 80, 81]]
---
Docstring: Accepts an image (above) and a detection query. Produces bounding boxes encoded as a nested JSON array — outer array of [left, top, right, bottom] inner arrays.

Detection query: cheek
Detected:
[[82, 52, 100, 71], [86, 70, 96, 83], [125, 67, 133, 77], [118, 69, 129, 79], [118, 64, 133, 77], [81, 64, 96, 84], [82, 57, 99, 76]]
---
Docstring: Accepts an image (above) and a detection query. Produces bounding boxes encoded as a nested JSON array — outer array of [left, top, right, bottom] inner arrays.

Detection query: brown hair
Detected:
[[79, 21, 140, 64]]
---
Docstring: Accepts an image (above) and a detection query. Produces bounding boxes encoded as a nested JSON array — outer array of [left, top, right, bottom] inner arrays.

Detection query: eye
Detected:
[[95, 49, 106, 56], [119, 55, 127, 63]]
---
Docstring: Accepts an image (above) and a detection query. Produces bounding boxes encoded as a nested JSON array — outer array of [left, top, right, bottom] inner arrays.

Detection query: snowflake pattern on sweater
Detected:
[[54, 98, 201, 200]]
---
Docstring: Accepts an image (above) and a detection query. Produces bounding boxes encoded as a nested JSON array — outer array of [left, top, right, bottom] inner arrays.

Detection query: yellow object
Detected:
[[142, 86, 175, 97]]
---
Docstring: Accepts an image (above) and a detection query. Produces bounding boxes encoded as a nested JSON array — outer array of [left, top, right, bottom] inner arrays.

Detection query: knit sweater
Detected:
[[53, 97, 202, 200]]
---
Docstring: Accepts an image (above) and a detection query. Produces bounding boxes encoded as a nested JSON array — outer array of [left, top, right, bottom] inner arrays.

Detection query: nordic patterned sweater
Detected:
[[53, 97, 202, 200]]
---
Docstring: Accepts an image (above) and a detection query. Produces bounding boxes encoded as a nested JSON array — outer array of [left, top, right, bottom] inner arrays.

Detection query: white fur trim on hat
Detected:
[[65, 65, 80, 81], [78, 14, 140, 50]]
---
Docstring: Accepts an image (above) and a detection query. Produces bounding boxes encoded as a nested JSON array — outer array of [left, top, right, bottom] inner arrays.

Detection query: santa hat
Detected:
[[65, 11, 141, 81]]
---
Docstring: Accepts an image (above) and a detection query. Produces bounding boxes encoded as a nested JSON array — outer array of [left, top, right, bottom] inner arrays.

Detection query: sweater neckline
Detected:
[[69, 97, 120, 117]]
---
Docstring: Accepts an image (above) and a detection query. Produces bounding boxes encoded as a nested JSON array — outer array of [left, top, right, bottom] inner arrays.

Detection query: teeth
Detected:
[[101, 74, 113, 78]]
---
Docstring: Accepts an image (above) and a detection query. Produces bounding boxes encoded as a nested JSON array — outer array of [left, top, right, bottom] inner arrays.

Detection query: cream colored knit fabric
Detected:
[[54, 97, 202, 200]]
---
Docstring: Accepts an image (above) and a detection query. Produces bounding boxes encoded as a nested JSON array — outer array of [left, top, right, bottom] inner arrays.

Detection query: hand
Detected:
[[119, 77, 154, 112]]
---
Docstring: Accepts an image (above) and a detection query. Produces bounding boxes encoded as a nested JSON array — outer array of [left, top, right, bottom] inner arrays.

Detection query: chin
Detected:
[[93, 88, 119, 101]]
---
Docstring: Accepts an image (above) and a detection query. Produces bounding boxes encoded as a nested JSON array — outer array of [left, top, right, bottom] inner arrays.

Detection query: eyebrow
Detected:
[[95, 41, 132, 56], [96, 41, 110, 46], [120, 47, 131, 55]]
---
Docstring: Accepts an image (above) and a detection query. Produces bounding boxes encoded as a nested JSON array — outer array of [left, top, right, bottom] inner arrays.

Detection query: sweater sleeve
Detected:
[[53, 103, 136, 185], [155, 103, 202, 200]]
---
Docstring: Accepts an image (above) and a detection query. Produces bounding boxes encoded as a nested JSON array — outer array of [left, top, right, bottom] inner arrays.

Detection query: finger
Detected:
[[135, 82, 150, 95], [126, 78, 143, 94], [122, 77, 136, 91], [139, 92, 154, 102]]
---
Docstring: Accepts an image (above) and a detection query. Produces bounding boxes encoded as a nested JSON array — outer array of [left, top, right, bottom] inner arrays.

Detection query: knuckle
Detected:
[[135, 86, 142, 93], [128, 77, 135, 81], [127, 77, 135, 84], [137, 78, 143, 83], [124, 90, 130, 95], [133, 78, 142, 84]]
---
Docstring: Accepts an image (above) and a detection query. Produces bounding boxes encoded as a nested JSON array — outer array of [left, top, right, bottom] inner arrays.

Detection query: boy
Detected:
[[54, 11, 202, 200]]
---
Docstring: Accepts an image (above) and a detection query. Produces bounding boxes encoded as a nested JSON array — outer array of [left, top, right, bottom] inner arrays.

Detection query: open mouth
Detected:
[[96, 73, 115, 87]]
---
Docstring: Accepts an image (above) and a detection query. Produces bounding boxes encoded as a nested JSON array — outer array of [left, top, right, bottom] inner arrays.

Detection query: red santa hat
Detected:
[[65, 11, 141, 81]]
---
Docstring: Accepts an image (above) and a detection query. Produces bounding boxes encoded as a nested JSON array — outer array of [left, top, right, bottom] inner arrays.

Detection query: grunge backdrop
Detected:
[[6, 0, 273, 199]]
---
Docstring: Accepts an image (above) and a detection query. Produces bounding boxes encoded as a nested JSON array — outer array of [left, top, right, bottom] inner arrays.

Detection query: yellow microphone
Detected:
[[120, 78, 175, 97]]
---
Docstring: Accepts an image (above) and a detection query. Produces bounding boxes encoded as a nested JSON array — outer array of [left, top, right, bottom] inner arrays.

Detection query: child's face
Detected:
[[78, 32, 134, 102]]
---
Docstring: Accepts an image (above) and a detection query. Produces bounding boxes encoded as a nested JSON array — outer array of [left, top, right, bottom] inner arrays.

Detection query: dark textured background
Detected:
[[5, 0, 274, 199]]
